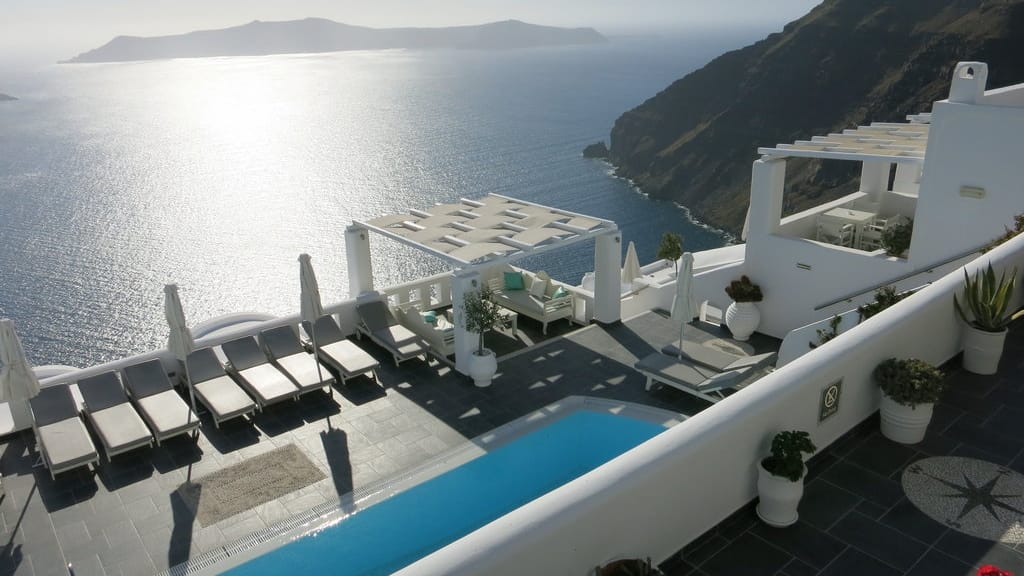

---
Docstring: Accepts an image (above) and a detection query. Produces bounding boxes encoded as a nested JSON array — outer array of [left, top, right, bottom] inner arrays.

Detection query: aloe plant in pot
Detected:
[[874, 358, 944, 444], [954, 263, 1022, 375], [756, 430, 816, 527]]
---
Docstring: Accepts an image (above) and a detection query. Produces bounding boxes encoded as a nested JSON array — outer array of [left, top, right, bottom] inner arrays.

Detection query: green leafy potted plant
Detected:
[[596, 558, 664, 576], [724, 275, 763, 341], [756, 430, 816, 527], [857, 286, 907, 322], [460, 284, 506, 387], [874, 358, 944, 444], [954, 263, 1022, 375], [882, 218, 913, 257], [656, 232, 683, 276]]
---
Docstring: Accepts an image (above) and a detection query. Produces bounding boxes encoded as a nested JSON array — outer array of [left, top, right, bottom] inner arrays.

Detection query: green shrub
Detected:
[[725, 275, 763, 303], [882, 218, 913, 257], [874, 358, 944, 407], [762, 430, 816, 482], [461, 285, 505, 354], [857, 286, 907, 322], [656, 232, 683, 275]]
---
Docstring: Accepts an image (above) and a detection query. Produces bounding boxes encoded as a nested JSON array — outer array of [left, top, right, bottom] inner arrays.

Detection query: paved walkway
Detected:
[[0, 312, 775, 576], [661, 322, 1024, 576]]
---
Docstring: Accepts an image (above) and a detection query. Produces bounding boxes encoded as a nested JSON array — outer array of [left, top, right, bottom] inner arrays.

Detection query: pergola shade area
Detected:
[[758, 120, 930, 164], [356, 194, 618, 268]]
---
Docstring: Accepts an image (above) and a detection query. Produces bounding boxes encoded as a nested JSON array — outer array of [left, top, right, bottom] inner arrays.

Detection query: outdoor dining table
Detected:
[[822, 207, 875, 249]]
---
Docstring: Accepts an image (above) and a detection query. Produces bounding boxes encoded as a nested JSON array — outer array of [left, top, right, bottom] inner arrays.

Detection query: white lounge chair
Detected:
[[122, 359, 201, 445], [635, 349, 775, 403], [29, 385, 99, 479], [307, 315, 381, 385], [185, 347, 257, 427], [355, 300, 427, 366], [222, 336, 299, 409], [260, 325, 335, 394], [78, 371, 153, 461]]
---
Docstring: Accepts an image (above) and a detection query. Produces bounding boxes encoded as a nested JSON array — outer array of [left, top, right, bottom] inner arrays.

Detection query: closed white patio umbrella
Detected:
[[621, 241, 643, 285], [0, 319, 41, 430], [164, 284, 198, 421], [670, 253, 696, 358], [299, 254, 327, 393]]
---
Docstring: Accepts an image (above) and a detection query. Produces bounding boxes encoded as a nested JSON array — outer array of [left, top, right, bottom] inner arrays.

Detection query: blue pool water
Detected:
[[227, 410, 667, 575]]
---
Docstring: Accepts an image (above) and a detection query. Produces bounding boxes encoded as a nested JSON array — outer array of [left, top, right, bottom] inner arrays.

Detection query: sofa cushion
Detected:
[[422, 310, 437, 325], [529, 277, 547, 298], [552, 286, 569, 299], [504, 272, 525, 291]]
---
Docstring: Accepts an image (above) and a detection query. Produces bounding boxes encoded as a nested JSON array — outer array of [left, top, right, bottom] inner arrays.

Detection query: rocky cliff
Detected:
[[606, 0, 1024, 234]]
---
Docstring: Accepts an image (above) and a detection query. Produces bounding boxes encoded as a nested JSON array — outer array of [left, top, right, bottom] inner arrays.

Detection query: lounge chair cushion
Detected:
[[236, 364, 298, 404], [90, 404, 152, 454], [373, 326, 425, 357], [319, 339, 378, 377], [635, 353, 747, 393], [37, 418, 97, 472], [276, 353, 333, 391], [136, 390, 198, 438], [660, 341, 776, 373], [194, 375, 256, 420]]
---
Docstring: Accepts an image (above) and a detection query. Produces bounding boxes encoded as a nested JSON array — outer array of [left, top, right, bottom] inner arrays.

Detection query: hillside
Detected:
[[606, 0, 1024, 234], [64, 18, 606, 63]]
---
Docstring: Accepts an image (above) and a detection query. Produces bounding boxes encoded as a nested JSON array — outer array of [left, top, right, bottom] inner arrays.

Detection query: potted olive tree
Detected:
[[724, 275, 763, 341], [874, 358, 944, 444], [656, 232, 683, 276], [756, 430, 816, 527], [954, 263, 1021, 374], [461, 284, 506, 387]]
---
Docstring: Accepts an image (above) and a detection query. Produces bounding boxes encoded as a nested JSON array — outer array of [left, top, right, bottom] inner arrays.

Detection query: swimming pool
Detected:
[[224, 409, 668, 576]]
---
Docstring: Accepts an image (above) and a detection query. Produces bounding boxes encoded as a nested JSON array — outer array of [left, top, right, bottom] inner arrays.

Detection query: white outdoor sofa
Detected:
[[485, 266, 574, 334]]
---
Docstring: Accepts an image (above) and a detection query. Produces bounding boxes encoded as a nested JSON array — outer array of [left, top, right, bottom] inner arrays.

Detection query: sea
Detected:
[[0, 29, 763, 368]]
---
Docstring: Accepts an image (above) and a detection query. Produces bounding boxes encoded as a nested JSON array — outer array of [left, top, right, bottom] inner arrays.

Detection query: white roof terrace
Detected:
[[355, 193, 618, 270], [758, 120, 930, 164]]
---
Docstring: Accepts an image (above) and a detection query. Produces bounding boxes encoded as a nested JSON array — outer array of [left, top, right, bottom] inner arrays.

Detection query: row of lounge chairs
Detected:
[[634, 339, 776, 403], [30, 314, 386, 480]]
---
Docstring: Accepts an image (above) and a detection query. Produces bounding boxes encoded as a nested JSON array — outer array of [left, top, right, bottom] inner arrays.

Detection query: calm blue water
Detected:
[[0, 32, 759, 367], [227, 410, 666, 576]]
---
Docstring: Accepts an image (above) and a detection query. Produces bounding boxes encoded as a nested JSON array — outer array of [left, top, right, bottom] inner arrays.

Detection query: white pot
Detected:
[[467, 349, 497, 388], [879, 392, 933, 444], [725, 301, 761, 341], [756, 461, 805, 528], [962, 325, 1007, 375]]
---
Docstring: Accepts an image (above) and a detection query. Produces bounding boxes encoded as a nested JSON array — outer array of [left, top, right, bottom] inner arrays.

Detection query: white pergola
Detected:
[[758, 120, 931, 164], [345, 194, 622, 375]]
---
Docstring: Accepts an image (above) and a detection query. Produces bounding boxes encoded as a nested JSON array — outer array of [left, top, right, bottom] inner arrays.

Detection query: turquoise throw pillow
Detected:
[[553, 286, 569, 299], [421, 311, 437, 324], [504, 272, 525, 291]]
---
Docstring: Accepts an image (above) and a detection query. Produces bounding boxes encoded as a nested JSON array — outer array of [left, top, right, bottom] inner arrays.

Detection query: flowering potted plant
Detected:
[[954, 263, 1021, 374], [874, 358, 944, 444], [977, 566, 1013, 576], [724, 275, 763, 341], [756, 430, 816, 527]]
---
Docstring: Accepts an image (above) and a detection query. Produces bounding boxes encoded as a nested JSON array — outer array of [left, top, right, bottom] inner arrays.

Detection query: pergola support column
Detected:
[[593, 232, 622, 325], [345, 225, 375, 297], [451, 270, 481, 376]]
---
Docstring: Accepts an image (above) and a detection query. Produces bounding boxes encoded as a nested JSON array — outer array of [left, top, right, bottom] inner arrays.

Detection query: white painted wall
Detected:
[[396, 233, 1024, 576]]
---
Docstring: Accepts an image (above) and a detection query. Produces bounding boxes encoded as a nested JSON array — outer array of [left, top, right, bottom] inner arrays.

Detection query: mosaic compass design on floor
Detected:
[[902, 456, 1024, 543]]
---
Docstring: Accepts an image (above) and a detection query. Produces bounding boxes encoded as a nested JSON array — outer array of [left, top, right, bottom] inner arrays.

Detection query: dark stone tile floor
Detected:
[[0, 311, 769, 576], [660, 321, 1024, 576]]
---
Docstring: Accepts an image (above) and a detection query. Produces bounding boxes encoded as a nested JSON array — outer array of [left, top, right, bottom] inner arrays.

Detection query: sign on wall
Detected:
[[819, 379, 842, 422]]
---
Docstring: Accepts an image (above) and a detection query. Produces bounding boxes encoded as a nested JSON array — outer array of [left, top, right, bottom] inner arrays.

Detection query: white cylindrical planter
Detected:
[[725, 301, 761, 341], [879, 393, 933, 444], [962, 325, 1007, 375], [467, 349, 497, 388], [756, 461, 804, 527]]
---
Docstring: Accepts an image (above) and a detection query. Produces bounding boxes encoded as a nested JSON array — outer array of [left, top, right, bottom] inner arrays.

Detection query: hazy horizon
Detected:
[[2, 0, 822, 64]]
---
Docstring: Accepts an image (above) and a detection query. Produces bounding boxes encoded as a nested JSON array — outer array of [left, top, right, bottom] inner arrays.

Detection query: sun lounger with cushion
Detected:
[[185, 347, 257, 427], [307, 315, 380, 384], [660, 340, 777, 373], [260, 325, 335, 394], [29, 385, 99, 479], [78, 371, 153, 461], [122, 359, 201, 444], [355, 299, 427, 366], [634, 351, 772, 403], [221, 336, 299, 409]]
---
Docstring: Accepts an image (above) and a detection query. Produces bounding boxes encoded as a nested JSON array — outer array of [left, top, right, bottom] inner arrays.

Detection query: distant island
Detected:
[[63, 18, 607, 63], [0, 93, 15, 102]]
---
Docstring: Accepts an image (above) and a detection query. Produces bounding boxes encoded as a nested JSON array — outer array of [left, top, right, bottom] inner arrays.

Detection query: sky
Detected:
[[1, 0, 823, 63]]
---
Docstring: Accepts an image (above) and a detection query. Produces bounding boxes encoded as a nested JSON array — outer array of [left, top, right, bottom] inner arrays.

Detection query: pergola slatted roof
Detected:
[[759, 120, 931, 164], [355, 193, 617, 268]]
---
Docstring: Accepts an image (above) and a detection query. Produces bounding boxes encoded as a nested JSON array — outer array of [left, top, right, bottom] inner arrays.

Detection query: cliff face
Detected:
[[608, 0, 1024, 234]]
